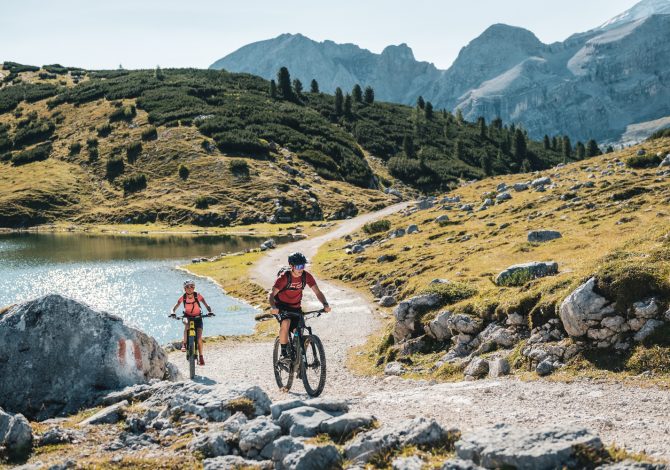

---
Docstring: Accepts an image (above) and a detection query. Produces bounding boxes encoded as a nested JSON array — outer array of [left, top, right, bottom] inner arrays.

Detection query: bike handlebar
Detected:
[[274, 309, 326, 320], [169, 313, 215, 319]]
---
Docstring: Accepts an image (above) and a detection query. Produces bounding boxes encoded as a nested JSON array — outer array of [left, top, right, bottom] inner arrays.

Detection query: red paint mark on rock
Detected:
[[133, 342, 143, 370], [118, 339, 126, 365]]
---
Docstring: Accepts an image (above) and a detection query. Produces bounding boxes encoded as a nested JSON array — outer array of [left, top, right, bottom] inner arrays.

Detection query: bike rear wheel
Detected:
[[188, 336, 196, 379], [273, 337, 294, 391], [301, 334, 326, 397]]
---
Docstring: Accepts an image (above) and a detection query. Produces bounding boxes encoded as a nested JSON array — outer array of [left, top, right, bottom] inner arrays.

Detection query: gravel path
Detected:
[[172, 203, 670, 462]]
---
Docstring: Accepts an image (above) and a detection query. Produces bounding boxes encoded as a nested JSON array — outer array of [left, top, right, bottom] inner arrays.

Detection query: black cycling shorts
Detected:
[[184, 315, 203, 330], [276, 306, 302, 332]]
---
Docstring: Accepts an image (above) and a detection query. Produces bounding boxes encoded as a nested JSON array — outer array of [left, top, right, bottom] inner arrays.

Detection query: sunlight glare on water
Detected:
[[0, 233, 282, 344]]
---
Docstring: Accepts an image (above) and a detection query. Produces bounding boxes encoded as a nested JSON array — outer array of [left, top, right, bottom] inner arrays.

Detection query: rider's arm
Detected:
[[269, 287, 280, 313], [200, 296, 213, 313], [170, 300, 181, 315], [310, 284, 331, 312]]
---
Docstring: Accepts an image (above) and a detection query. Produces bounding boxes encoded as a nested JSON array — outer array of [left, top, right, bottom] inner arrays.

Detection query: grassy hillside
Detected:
[[313, 137, 670, 380], [0, 62, 581, 228]]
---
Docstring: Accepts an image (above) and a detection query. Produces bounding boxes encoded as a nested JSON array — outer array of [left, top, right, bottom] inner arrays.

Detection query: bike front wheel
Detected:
[[188, 336, 196, 379], [273, 337, 294, 391], [301, 334, 326, 397]]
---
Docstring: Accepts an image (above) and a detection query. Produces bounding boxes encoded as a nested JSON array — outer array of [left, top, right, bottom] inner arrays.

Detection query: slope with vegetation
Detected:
[[0, 61, 595, 228], [312, 137, 670, 380]]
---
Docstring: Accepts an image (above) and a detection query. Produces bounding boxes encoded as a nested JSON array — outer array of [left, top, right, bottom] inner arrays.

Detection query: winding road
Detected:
[[172, 203, 670, 462]]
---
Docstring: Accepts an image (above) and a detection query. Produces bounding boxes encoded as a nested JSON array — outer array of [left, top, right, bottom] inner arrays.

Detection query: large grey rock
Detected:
[[189, 431, 231, 458], [271, 399, 306, 420], [239, 416, 282, 454], [142, 381, 271, 422], [559, 278, 615, 337], [78, 400, 128, 426], [495, 262, 558, 286], [203, 455, 273, 469], [456, 424, 603, 469], [447, 314, 483, 335], [37, 427, 85, 446], [282, 444, 342, 470], [345, 417, 448, 463], [441, 459, 485, 469], [393, 455, 424, 470], [393, 293, 442, 342], [407, 224, 420, 234], [633, 319, 664, 342], [0, 295, 170, 420], [536, 360, 555, 376], [632, 298, 659, 319], [277, 406, 333, 437], [0, 408, 33, 460], [320, 412, 376, 440], [531, 177, 552, 188], [528, 230, 562, 243], [425, 311, 453, 341], [303, 397, 349, 414], [488, 358, 510, 378], [384, 362, 405, 376], [260, 435, 305, 465], [464, 358, 489, 378], [379, 295, 397, 307]]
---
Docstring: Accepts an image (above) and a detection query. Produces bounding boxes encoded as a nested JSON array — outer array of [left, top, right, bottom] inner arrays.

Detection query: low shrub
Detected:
[[106, 156, 124, 180], [12, 119, 55, 148], [647, 127, 670, 141], [178, 164, 189, 180], [97, 123, 112, 137], [229, 158, 249, 176], [214, 131, 269, 158], [69, 142, 82, 155], [122, 174, 147, 194], [195, 196, 209, 209], [626, 153, 662, 168], [363, 219, 391, 235], [109, 104, 136, 122], [420, 281, 478, 306], [88, 147, 99, 162], [126, 141, 142, 163], [141, 126, 158, 141], [86, 137, 98, 148], [11, 142, 52, 165]]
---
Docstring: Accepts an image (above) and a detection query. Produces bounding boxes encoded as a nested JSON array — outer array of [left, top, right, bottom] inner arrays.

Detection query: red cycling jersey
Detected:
[[273, 271, 316, 309], [177, 293, 205, 317]]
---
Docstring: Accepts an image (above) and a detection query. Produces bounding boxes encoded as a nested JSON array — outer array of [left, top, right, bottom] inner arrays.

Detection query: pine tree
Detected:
[[456, 108, 464, 126], [543, 135, 550, 150], [576, 141, 586, 159], [154, 65, 164, 80], [551, 136, 558, 151], [454, 139, 464, 160], [334, 87, 343, 116], [363, 86, 374, 104], [403, 135, 416, 158], [425, 101, 433, 120], [491, 117, 503, 130], [521, 159, 532, 173], [586, 139, 601, 157], [269, 79, 277, 99], [292, 79, 303, 98], [277, 67, 293, 100], [606, 145, 614, 154], [416, 96, 425, 109], [478, 117, 487, 138], [344, 93, 353, 117], [513, 128, 527, 163], [352, 84, 363, 103], [481, 153, 493, 176], [310, 79, 319, 93], [562, 136, 572, 159]]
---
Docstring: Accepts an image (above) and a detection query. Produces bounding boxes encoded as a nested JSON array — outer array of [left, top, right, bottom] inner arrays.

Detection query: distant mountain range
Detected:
[[210, 0, 670, 144]]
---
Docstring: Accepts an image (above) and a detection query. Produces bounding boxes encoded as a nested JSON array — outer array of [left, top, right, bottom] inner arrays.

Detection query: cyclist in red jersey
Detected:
[[269, 252, 331, 363]]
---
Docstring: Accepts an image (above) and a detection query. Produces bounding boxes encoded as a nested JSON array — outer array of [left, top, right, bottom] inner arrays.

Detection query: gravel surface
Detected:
[[172, 203, 670, 462]]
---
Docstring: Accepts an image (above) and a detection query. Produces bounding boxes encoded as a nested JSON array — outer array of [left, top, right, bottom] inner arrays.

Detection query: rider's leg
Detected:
[[197, 327, 205, 365], [279, 319, 291, 357], [182, 324, 188, 349]]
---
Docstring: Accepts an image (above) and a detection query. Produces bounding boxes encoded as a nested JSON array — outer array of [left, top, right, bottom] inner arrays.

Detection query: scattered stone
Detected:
[[407, 224, 420, 234], [496, 192, 512, 202], [239, 416, 282, 455], [488, 358, 510, 378], [390, 228, 406, 238], [464, 358, 489, 379], [527, 230, 562, 243], [379, 295, 397, 307], [393, 293, 442, 342], [495, 262, 558, 286], [320, 412, 376, 440], [303, 397, 349, 414], [559, 278, 615, 337], [392, 455, 425, 470], [441, 458, 485, 469], [283, 444, 342, 470], [425, 311, 453, 342], [531, 177, 551, 188], [38, 427, 84, 446], [384, 362, 405, 376], [633, 319, 664, 342], [260, 435, 305, 464], [352, 245, 365, 254], [536, 360, 554, 376], [659, 155, 670, 168], [632, 298, 659, 319], [0, 408, 33, 460], [79, 400, 128, 426], [513, 182, 529, 192], [189, 430, 231, 458], [260, 239, 276, 251], [455, 424, 602, 469], [460, 204, 474, 212], [203, 455, 272, 470], [277, 406, 333, 437], [436, 215, 450, 225], [506, 313, 526, 327], [447, 314, 483, 336], [377, 254, 397, 263], [271, 400, 306, 420]]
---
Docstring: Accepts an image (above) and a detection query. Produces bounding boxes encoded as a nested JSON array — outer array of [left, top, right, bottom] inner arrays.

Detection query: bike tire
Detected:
[[301, 334, 326, 397], [188, 336, 196, 379], [273, 337, 294, 391]]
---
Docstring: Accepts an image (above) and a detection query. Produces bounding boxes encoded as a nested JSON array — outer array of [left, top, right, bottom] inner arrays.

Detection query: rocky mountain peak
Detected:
[[381, 43, 415, 61], [597, 0, 670, 31]]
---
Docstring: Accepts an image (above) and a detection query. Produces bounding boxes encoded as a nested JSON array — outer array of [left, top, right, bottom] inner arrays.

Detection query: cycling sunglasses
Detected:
[[293, 264, 305, 270]]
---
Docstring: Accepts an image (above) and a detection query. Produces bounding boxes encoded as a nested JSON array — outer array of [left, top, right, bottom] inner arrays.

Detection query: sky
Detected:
[[0, 0, 641, 70]]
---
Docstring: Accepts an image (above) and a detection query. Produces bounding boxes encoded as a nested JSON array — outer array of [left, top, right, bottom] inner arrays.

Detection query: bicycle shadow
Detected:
[[191, 376, 217, 385]]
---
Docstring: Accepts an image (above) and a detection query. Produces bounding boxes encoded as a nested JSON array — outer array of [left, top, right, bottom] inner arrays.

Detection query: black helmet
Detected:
[[288, 252, 308, 266]]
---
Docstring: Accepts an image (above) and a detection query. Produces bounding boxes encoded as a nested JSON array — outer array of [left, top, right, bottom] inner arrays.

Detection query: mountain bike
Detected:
[[169, 313, 214, 379], [272, 309, 327, 397]]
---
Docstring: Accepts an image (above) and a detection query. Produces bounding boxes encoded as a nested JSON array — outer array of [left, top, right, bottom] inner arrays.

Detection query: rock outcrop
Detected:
[[0, 295, 171, 420]]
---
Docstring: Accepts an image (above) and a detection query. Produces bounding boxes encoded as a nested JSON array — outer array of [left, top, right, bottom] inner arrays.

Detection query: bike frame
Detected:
[[279, 310, 323, 370]]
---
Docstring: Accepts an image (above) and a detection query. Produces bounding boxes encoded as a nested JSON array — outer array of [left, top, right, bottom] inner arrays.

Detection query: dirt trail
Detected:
[[172, 203, 670, 461]]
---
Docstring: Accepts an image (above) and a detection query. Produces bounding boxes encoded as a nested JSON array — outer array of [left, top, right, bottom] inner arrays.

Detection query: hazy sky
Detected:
[[1, 0, 640, 70]]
